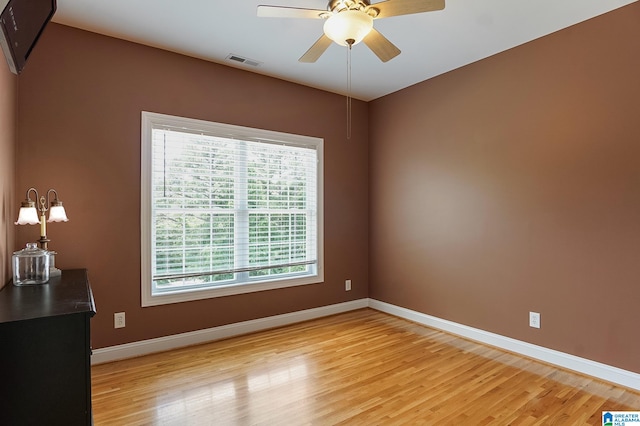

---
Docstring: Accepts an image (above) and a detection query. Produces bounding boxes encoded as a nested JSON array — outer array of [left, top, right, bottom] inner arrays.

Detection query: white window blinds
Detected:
[[141, 112, 323, 304]]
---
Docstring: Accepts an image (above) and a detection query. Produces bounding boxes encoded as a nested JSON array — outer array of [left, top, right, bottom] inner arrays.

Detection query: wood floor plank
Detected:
[[92, 309, 639, 425]]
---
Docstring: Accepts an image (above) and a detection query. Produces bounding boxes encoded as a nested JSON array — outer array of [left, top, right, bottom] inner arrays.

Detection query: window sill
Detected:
[[141, 274, 324, 307]]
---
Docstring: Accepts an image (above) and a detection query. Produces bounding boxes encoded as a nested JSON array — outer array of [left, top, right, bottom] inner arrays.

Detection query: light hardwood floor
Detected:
[[91, 309, 639, 425]]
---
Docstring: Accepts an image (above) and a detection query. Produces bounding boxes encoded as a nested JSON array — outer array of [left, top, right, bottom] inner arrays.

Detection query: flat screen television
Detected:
[[0, 0, 56, 74]]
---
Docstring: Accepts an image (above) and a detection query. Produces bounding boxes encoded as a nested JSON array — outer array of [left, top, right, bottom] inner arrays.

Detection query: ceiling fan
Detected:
[[257, 0, 445, 63]]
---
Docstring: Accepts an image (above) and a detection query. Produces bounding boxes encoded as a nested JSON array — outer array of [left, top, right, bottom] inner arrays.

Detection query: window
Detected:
[[141, 112, 323, 306]]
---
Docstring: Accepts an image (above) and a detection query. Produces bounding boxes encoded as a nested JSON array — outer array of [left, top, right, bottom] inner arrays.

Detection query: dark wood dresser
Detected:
[[0, 269, 96, 426]]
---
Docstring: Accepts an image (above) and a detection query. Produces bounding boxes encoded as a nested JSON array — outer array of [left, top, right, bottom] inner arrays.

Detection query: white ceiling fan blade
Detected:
[[363, 28, 401, 62], [257, 5, 328, 19], [368, 0, 445, 19], [299, 34, 333, 63]]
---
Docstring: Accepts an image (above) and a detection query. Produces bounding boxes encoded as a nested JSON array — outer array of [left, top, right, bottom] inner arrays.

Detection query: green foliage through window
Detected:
[[149, 127, 318, 293]]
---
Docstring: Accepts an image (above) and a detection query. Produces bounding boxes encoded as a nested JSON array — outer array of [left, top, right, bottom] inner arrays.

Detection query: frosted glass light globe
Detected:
[[324, 10, 373, 46], [15, 206, 40, 225], [48, 204, 69, 223]]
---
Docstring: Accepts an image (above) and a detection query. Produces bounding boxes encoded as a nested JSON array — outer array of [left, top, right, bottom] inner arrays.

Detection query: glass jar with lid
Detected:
[[12, 243, 50, 285]]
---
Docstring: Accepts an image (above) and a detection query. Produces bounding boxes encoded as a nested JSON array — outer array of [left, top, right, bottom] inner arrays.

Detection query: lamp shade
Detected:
[[15, 206, 40, 225], [48, 204, 69, 223], [323, 10, 373, 46]]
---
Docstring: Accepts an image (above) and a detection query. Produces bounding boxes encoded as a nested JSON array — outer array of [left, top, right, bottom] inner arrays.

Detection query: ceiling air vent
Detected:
[[226, 54, 262, 67]]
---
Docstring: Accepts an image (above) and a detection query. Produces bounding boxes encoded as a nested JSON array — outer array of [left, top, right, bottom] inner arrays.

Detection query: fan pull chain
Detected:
[[346, 41, 353, 140]]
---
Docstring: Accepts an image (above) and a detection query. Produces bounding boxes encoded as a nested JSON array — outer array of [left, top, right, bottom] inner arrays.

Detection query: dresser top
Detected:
[[0, 269, 95, 324]]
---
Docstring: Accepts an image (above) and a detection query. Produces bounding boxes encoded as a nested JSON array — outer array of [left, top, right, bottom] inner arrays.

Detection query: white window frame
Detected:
[[141, 112, 324, 306]]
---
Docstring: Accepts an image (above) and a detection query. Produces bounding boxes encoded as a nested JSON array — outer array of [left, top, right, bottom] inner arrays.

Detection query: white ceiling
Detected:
[[52, 0, 637, 101]]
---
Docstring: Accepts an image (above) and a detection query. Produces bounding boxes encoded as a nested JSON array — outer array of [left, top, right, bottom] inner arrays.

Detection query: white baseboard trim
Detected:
[[368, 299, 640, 392], [91, 299, 369, 365], [92, 297, 640, 392]]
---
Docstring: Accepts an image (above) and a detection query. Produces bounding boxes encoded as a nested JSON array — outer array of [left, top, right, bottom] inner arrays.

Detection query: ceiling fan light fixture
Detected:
[[323, 10, 373, 46]]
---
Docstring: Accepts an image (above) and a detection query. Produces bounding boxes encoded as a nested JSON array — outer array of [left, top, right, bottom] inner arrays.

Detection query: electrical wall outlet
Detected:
[[529, 311, 540, 329], [345, 279, 352, 291], [114, 312, 126, 329]]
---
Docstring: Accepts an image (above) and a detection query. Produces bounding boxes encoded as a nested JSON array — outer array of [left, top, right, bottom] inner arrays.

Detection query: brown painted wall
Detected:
[[369, 3, 640, 373], [0, 58, 15, 289], [16, 24, 369, 349]]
